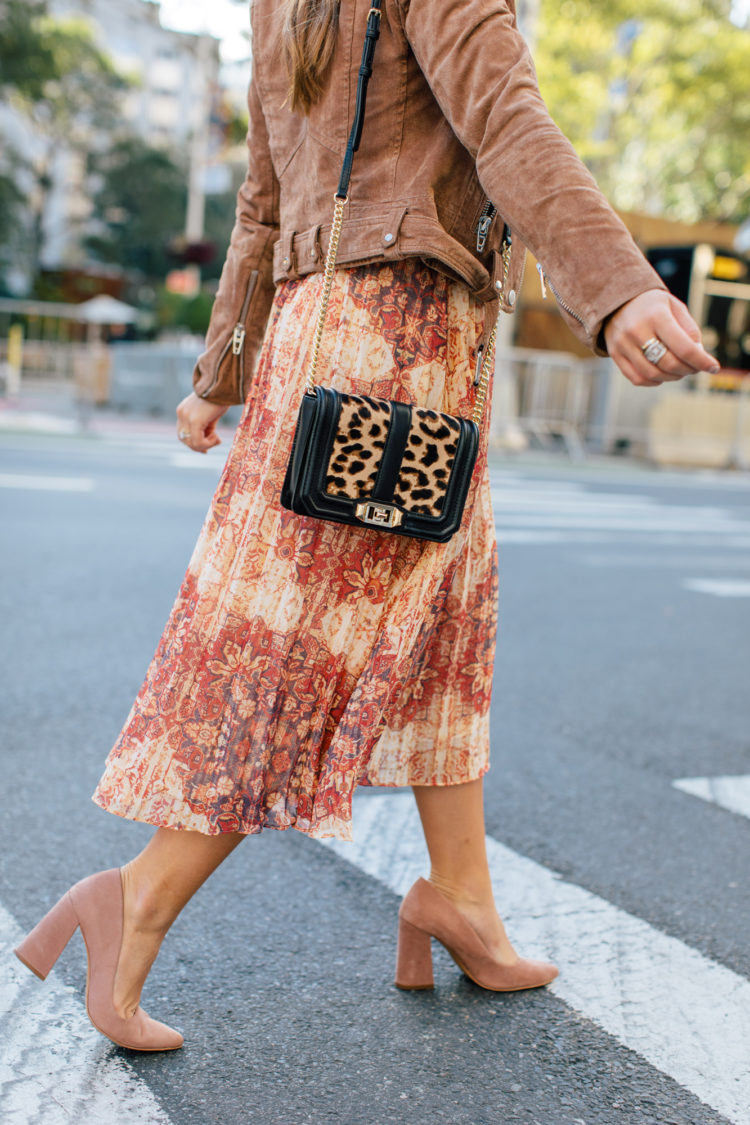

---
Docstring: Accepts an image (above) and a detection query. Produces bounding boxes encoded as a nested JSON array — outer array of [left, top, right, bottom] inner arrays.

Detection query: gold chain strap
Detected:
[[306, 194, 509, 430], [305, 195, 348, 394], [470, 236, 510, 425], [471, 318, 497, 426]]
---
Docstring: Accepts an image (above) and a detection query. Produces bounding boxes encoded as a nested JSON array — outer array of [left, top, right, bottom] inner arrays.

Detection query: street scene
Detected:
[[2, 0, 750, 1122], [1, 419, 749, 1123]]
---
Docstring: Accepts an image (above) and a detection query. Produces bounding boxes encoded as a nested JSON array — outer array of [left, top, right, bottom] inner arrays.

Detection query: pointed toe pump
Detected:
[[14, 868, 183, 1051], [395, 877, 558, 993]]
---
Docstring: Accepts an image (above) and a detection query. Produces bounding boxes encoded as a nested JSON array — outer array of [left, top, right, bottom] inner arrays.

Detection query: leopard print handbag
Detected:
[[280, 1, 501, 542]]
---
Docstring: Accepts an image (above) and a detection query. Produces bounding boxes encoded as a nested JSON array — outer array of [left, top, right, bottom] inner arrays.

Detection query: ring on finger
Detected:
[[178, 430, 190, 441], [641, 336, 668, 365]]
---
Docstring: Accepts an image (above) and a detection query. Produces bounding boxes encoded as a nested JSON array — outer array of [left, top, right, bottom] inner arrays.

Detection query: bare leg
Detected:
[[411, 777, 517, 964], [113, 827, 245, 1018]]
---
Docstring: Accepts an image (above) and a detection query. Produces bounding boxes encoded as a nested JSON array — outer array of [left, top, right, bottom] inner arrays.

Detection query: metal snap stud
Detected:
[[384, 232, 394, 243], [508, 289, 517, 305], [282, 256, 290, 269]]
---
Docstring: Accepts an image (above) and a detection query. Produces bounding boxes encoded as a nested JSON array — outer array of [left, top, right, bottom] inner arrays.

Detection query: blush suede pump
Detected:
[[395, 877, 559, 992], [14, 868, 183, 1051]]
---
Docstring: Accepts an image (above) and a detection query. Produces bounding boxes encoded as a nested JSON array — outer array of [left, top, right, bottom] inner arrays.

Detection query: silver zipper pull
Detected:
[[231, 324, 246, 355], [474, 344, 485, 386], [476, 216, 493, 254], [536, 262, 547, 299]]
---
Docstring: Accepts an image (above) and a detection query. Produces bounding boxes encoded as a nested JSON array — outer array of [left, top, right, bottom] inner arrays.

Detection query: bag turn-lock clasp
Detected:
[[355, 501, 403, 528]]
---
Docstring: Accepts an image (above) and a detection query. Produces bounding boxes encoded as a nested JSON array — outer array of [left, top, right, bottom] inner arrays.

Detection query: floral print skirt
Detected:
[[93, 258, 499, 840]]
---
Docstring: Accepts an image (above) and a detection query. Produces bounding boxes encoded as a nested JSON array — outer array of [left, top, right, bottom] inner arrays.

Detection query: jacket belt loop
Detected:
[[308, 224, 323, 266], [381, 206, 408, 258], [478, 295, 501, 353], [280, 230, 297, 277], [487, 247, 512, 312], [489, 247, 502, 297]]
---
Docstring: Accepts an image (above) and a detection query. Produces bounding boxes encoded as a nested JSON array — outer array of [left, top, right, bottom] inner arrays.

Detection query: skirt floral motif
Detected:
[[93, 259, 499, 840]]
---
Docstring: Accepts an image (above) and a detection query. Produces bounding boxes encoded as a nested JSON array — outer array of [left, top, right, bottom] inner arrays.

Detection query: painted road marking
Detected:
[[322, 791, 750, 1125], [0, 902, 171, 1125], [493, 509, 747, 533], [579, 553, 750, 569], [0, 473, 94, 492], [683, 578, 750, 597], [489, 475, 750, 546], [674, 775, 750, 820], [170, 452, 226, 470], [0, 412, 79, 435], [497, 531, 750, 547]]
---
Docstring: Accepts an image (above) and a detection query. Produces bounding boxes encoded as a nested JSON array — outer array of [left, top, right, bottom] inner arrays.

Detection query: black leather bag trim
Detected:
[[281, 388, 478, 542]]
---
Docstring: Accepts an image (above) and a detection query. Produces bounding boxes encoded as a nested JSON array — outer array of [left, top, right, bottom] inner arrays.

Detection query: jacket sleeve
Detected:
[[397, 0, 666, 352], [192, 69, 280, 405]]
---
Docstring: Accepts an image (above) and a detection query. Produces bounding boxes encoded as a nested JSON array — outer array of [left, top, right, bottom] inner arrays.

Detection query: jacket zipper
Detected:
[[536, 263, 585, 327], [477, 203, 525, 307], [199, 270, 259, 400], [474, 342, 486, 386], [536, 262, 547, 299], [516, 242, 527, 296], [476, 199, 497, 253], [232, 324, 246, 355]]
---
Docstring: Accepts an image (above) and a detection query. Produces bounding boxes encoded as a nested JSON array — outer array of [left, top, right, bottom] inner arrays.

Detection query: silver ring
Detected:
[[641, 337, 668, 365], [178, 430, 190, 441]]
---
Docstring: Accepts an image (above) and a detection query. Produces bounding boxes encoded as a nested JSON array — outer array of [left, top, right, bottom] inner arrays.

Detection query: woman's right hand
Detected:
[[603, 289, 719, 388], [175, 392, 229, 454]]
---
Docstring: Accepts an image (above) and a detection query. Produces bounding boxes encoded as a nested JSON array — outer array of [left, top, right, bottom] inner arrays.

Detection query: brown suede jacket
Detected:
[[192, 0, 666, 405]]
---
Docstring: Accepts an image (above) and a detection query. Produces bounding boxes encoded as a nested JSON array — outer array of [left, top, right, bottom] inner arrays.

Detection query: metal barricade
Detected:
[[492, 345, 598, 458]]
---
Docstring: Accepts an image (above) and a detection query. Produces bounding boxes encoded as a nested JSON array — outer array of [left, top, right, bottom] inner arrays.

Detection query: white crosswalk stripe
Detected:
[[683, 578, 750, 597], [322, 792, 750, 1125], [674, 775, 750, 820], [490, 471, 750, 547], [0, 904, 171, 1125], [0, 474, 94, 492], [116, 445, 750, 548]]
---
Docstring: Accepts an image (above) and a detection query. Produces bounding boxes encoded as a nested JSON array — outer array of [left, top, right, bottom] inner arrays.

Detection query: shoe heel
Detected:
[[395, 916, 434, 990], [14, 892, 79, 981]]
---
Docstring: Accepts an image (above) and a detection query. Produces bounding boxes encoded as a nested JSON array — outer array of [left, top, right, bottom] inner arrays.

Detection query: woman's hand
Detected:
[[175, 392, 229, 454], [604, 289, 719, 388]]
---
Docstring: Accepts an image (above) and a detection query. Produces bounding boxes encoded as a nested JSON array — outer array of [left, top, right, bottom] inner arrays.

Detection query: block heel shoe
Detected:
[[395, 877, 558, 993], [14, 868, 183, 1051]]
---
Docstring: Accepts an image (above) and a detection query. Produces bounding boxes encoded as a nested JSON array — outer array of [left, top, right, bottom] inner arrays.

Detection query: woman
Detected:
[[15, 0, 717, 1051]]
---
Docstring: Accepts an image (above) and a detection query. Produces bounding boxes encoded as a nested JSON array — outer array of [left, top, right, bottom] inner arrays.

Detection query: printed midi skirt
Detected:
[[93, 259, 499, 840]]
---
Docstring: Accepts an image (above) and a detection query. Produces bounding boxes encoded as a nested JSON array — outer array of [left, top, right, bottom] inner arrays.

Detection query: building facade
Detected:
[[1, 0, 221, 292], [50, 0, 220, 150]]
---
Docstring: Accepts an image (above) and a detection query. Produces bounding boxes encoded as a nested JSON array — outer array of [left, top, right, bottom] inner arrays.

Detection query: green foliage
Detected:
[[204, 184, 245, 281], [0, 170, 24, 286], [0, 0, 130, 285], [32, 17, 126, 136], [0, 1, 126, 130], [156, 288, 215, 335], [86, 137, 188, 281], [533, 0, 750, 221], [0, 1, 56, 100]]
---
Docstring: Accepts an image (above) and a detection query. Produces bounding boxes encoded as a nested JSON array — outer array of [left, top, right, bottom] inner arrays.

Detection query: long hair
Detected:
[[281, 0, 340, 113]]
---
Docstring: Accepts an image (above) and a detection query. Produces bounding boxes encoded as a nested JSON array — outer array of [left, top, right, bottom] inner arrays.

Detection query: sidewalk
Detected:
[[0, 382, 241, 442]]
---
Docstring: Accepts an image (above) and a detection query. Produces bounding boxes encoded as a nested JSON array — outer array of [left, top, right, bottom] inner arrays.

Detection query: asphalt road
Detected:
[[1, 427, 749, 1125]]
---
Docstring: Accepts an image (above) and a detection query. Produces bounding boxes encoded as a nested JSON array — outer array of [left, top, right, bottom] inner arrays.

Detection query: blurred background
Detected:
[[1, 0, 749, 466], [4, 12, 750, 1124]]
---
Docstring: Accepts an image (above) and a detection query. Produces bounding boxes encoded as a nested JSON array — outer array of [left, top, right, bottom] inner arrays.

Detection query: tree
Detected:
[[0, 171, 24, 287], [86, 137, 188, 281], [0, 1, 57, 101], [533, 0, 750, 223], [0, 0, 128, 287]]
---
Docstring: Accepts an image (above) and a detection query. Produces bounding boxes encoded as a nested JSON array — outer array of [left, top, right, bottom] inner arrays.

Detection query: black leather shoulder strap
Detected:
[[336, 1, 383, 201]]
